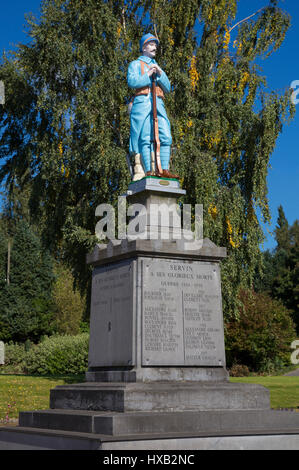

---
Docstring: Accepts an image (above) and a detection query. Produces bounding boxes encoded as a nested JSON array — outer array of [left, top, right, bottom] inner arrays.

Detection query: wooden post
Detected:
[[152, 73, 162, 174]]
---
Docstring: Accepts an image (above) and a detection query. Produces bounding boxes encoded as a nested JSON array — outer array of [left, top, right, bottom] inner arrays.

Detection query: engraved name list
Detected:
[[141, 259, 225, 367]]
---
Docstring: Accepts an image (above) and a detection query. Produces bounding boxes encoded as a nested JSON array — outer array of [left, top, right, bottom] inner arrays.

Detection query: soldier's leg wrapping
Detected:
[[160, 146, 171, 170], [158, 114, 172, 170], [139, 114, 152, 173]]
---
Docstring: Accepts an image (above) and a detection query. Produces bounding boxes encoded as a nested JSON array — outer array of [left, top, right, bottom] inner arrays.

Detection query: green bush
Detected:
[[225, 289, 296, 372], [24, 333, 89, 375], [1, 342, 28, 373], [229, 364, 250, 377]]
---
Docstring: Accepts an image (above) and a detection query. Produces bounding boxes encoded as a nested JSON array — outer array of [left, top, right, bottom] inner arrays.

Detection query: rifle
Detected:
[[151, 73, 162, 175]]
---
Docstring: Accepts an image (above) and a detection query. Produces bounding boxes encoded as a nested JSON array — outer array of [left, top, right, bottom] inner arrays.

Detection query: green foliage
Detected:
[[53, 263, 86, 335], [1, 342, 27, 373], [0, 221, 57, 342], [225, 289, 296, 372], [24, 333, 89, 375], [229, 364, 250, 377], [0, 0, 295, 317], [2, 334, 89, 375], [255, 207, 299, 332], [79, 321, 90, 334], [272, 210, 299, 322], [275, 204, 290, 250]]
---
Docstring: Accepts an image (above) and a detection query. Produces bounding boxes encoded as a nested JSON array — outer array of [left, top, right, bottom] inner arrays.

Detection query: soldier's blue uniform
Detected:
[[127, 37, 172, 173]]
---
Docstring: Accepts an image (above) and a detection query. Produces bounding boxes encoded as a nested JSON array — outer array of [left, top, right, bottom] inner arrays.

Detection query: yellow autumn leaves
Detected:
[[189, 53, 251, 99], [223, 29, 231, 51], [189, 55, 200, 91], [202, 130, 221, 150], [168, 26, 175, 47], [117, 22, 122, 38], [226, 217, 239, 248], [205, 0, 237, 25], [208, 204, 241, 249], [208, 204, 218, 220], [177, 119, 193, 147], [58, 141, 70, 178]]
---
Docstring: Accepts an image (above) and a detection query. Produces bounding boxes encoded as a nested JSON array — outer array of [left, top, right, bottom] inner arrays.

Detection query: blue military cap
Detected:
[[140, 33, 159, 52]]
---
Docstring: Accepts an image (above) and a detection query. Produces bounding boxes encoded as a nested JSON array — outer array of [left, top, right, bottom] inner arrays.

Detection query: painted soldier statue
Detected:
[[127, 33, 178, 179]]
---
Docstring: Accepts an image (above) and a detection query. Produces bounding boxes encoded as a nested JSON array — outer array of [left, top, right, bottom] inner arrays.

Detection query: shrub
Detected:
[[1, 342, 28, 373], [225, 289, 296, 372], [24, 333, 89, 375], [229, 364, 250, 377]]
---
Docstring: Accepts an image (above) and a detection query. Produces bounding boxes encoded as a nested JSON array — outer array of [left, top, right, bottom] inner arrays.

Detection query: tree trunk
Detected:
[[7, 239, 11, 286]]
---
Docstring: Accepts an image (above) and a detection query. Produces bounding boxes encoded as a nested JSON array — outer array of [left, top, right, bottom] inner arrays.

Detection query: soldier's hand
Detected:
[[147, 64, 162, 77]]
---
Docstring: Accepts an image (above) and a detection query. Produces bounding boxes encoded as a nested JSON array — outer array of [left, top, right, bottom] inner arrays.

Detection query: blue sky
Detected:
[[0, 0, 298, 250]]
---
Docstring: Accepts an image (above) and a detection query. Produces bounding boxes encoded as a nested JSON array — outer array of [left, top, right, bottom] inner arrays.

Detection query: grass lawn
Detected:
[[230, 376, 299, 409], [0, 374, 84, 424]]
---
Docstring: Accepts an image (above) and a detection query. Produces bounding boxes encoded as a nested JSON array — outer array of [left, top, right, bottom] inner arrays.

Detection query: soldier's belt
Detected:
[[134, 86, 165, 99]]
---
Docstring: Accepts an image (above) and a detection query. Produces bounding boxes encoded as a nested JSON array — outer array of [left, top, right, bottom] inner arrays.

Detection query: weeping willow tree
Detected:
[[0, 0, 295, 316]]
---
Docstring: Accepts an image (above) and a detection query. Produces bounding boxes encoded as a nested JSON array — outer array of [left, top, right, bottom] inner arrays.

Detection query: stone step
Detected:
[[49, 381, 270, 412], [3, 423, 299, 450], [0, 426, 103, 450], [19, 409, 299, 437], [19, 409, 105, 434]]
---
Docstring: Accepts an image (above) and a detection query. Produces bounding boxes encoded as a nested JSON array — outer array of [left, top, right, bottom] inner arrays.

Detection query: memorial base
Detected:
[[1, 178, 299, 450], [86, 237, 228, 380]]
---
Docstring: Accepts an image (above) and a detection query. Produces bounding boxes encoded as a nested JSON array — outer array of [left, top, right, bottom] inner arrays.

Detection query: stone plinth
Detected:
[[126, 176, 191, 241], [48, 381, 269, 413], [87, 239, 228, 382]]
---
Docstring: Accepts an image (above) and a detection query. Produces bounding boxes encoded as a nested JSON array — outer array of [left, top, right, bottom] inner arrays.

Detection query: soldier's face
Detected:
[[143, 41, 157, 58]]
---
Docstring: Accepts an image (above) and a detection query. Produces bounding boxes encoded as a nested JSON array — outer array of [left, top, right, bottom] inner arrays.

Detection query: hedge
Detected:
[[1, 334, 89, 375], [24, 333, 89, 375]]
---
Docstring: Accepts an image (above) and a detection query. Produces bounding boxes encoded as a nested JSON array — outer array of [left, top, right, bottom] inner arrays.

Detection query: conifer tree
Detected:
[[0, 0, 295, 317], [0, 221, 56, 342], [272, 212, 299, 330], [275, 205, 290, 252]]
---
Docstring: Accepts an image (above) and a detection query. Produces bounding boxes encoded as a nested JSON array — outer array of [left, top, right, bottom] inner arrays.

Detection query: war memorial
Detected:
[[0, 34, 299, 450]]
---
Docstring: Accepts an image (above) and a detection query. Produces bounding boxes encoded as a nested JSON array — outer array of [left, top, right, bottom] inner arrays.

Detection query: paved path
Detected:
[[284, 368, 299, 376]]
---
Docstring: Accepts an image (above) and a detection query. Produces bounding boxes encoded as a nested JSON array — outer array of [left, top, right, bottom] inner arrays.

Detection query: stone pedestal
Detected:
[[86, 240, 228, 384], [1, 176, 299, 450]]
